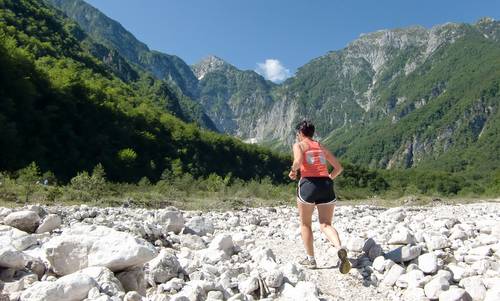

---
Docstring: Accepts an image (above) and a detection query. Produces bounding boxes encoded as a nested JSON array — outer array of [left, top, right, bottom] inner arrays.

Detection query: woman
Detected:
[[288, 120, 351, 273]]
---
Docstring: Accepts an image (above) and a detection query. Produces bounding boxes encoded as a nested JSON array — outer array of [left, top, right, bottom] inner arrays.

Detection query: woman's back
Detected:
[[299, 139, 329, 178]]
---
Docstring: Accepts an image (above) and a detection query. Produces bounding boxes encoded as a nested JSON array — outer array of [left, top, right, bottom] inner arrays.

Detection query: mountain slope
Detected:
[[45, 0, 217, 131], [193, 56, 277, 136], [46, 0, 199, 98], [0, 0, 288, 182]]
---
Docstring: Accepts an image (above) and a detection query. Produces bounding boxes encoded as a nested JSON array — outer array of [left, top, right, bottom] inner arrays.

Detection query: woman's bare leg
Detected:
[[297, 199, 315, 256], [317, 204, 342, 249]]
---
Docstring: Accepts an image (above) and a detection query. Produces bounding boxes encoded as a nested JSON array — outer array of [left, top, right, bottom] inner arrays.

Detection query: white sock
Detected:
[[307, 255, 315, 261]]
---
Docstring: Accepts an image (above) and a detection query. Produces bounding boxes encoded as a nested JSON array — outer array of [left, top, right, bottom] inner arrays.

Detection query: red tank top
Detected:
[[300, 139, 329, 178]]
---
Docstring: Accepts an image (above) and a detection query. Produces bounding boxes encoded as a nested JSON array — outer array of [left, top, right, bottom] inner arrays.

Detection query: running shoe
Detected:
[[337, 248, 351, 274], [299, 257, 317, 269]]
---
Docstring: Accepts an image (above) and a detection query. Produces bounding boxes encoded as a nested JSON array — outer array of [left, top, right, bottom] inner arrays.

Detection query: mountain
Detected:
[[195, 19, 500, 178], [45, 0, 217, 131], [46, 0, 199, 97], [31, 0, 500, 184], [193, 56, 277, 136], [0, 0, 288, 182]]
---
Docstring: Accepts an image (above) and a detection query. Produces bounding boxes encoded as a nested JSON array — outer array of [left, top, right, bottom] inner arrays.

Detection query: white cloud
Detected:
[[255, 59, 291, 83]]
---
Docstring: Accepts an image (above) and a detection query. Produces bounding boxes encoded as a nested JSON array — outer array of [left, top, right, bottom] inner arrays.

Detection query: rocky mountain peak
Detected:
[[192, 55, 230, 80]]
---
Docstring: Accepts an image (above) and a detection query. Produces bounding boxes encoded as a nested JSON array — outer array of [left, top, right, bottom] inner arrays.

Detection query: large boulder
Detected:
[[35, 214, 62, 234], [4, 211, 40, 233], [418, 252, 438, 274], [184, 216, 215, 236], [146, 249, 181, 284], [43, 224, 157, 275], [154, 209, 185, 234], [20, 273, 97, 301], [0, 225, 37, 251], [282, 281, 320, 301], [76, 266, 125, 297]]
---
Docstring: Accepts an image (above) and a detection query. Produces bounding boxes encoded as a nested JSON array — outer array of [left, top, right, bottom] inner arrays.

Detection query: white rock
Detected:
[[460, 277, 486, 301], [76, 266, 124, 296], [35, 214, 61, 234], [424, 276, 450, 300], [20, 273, 97, 301], [264, 269, 283, 288], [484, 288, 500, 301], [0, 225, 36, 251], [407, 269, 426, 288], [438, 287, 472, 301], [389, 227, 416, 245], [448, 264, 467, 282], [184, 217, 214, 236], [146, 249, 181, 284], [373, 256, 386, 272], [43, 223, 157, 275], [385, 245, 421, 262], [419, 252, 438, 274], [209, 234, 234, 255], [155, 209, 185, 234], [280, 262, 305, 285], [238, 276, 259, 295], [116, 267, 147, 296], [427, 235, 450, 251], [0, 247, 33, 269], [382, 264, 405, 286], [123, 291, 142, 301], [402, 287, 428, 301], [4, 211, 40, 233], [181, 234, 206, 250], [469, 246, 492, 257], [282, 281, 319, 301], [346, 237, 365, 252]]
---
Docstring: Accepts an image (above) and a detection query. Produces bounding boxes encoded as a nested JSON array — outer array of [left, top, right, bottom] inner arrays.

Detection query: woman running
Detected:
[[288, 120, 351, 273]]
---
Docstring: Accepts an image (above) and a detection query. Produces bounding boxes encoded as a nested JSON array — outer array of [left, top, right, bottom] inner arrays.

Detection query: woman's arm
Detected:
[[321, 145, 343, 179], [289, 143, 303, 180]]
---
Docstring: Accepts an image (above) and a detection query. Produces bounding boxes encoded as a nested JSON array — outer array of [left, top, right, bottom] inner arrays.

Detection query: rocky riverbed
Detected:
[[0, 202, 499, 301]]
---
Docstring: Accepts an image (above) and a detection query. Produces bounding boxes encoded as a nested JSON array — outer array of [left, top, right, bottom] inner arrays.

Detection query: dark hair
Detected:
[[295, 120, 315, 138]]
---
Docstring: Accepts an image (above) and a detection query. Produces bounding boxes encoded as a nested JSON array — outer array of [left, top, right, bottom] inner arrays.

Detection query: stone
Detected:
[[424, 276, 450, 300], [373, 256, 385, 272], [448, 264, 467, 282], [460, 277, 486, 301], [20, 273, 97, 301], [146, 249, 181, 284], [280, 262, 305, 285], [0, 247, 33, 269], [35, 214, 61, 234], [407, 269, 426, 288], [76, 266, 124, 296], [184, 217, 214, 236], [382, 264, 405, 286], [180, 234, 206, 250], [468, 246, 492, 257], [155, 209, 185, 234], [484, 288, 500, 301], [402, 287, 428, 301], [0, 225, 36, 251], [207, 290, 224, 300], [385, 245, 421, 263], [209, 234, 234, 255], [427, 236, 450, 251], [43, 223, 157, 275], [282, 281, 319, 301], [123, 291, 143, 301], [418, 252, 439, 274], [388, 227, 416, 245], [4, 211, 40, 233], [438, 288, 472, 301], [264, 269, 283, 288], [238, 276, 259, 294], [116, 267, 147, 296], [362, 237, 376, 254], [346, 237, 365, 252]]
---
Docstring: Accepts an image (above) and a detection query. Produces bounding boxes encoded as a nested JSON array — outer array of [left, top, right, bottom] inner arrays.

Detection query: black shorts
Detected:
[[297, 177, 336, 205]]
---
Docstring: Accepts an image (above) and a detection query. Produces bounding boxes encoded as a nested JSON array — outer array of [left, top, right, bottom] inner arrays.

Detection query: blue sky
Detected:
[[86, 0, 500, 82]]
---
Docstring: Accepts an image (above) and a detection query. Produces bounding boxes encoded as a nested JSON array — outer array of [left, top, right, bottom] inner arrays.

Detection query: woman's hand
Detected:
[[289, 170, 297, 180]]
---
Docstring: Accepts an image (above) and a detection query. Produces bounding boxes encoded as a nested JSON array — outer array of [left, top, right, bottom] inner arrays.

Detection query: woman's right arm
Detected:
[[289, 143, 303, 180], [321, 145, 343, 179]]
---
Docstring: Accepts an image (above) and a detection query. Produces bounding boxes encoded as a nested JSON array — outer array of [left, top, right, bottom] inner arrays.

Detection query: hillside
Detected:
[[0, 0, 288, 182]]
